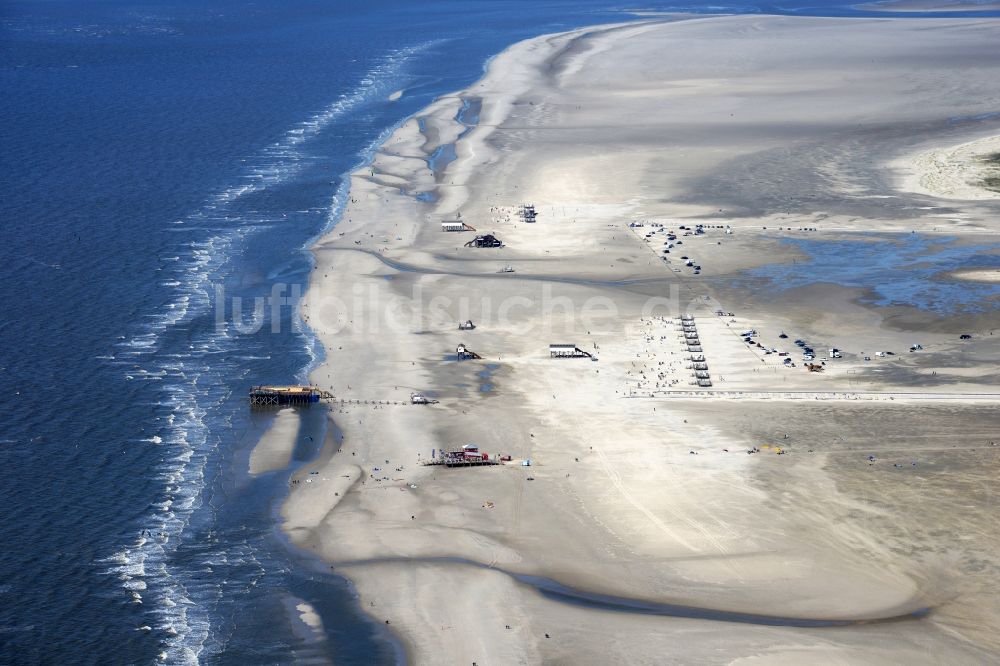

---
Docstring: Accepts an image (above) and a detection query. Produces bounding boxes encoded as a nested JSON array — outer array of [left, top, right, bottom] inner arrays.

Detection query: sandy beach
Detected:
[[276, 15, 1000, 663]]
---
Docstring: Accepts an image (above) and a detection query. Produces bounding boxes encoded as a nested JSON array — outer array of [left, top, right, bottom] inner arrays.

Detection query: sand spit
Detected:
[[952, 268, 1000, 282], [249, 407, 299, 475], [894, 134, 1000, 200], [287, 15, 1000, 664]]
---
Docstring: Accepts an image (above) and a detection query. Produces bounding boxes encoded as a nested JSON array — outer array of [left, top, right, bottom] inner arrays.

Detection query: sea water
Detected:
[[3, 0, 999, 663]]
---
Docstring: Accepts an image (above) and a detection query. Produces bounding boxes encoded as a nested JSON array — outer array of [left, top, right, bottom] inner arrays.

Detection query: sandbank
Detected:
[[249, 407, 300, 475]]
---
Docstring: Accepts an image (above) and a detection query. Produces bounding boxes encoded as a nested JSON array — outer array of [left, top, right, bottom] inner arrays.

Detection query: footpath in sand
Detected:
[[285, 15, 1000, 664]]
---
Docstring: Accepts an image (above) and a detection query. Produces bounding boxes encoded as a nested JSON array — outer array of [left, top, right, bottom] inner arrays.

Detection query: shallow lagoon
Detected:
[[746, 234, 1000, 313]]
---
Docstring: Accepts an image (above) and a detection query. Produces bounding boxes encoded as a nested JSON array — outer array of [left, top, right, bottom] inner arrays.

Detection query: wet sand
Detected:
[[286, 15, 1000, 663]]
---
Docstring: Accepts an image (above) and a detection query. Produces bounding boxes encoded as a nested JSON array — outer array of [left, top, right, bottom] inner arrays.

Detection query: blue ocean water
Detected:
[[3, 1, 998, 664]]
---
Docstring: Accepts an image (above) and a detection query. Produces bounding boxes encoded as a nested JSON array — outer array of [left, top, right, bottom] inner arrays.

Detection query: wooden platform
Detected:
[[249, 385, 334, 406]]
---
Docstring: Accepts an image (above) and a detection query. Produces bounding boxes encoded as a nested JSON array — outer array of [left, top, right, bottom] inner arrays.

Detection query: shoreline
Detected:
[[285, 14, 1000, 663]]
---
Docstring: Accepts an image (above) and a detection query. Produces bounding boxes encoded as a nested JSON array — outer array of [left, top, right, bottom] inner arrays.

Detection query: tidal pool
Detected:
[[745, 234, 1000, 313]]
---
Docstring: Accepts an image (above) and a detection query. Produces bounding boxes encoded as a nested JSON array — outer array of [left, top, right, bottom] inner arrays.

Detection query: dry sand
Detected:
[[285, 15, 1000, 664]]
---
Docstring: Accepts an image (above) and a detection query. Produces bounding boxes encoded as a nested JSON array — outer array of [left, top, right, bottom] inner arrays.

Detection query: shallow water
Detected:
[[745, 234, 1000, 313]]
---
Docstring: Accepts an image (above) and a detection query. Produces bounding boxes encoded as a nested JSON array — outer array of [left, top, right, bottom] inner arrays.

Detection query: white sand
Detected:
[[285, 15, 1000, 664]]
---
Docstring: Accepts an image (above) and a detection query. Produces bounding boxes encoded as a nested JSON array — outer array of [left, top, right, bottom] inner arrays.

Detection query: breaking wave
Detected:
[[101, 41, 438, 663]]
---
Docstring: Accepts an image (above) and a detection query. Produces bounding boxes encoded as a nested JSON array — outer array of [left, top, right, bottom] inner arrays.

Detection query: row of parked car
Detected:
[[741, 329, 975, 366]]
